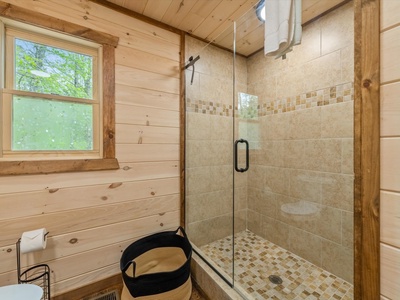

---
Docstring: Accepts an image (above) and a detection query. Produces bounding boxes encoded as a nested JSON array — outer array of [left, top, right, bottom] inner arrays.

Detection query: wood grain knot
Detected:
[[159, 212, 165, 216], [160, 223, 164, 226], [108, 132, 114, 139], [7, 248, 12, 253], [151, 191, 155, 196], [109, 182, 122, 189], [123, 166, 131, 171], [69, 238, 78, 244], [363, 79, 372, 88], [83, 15, 88, 20], [48, 188, 59, 193], [101, 196, 108, 201]]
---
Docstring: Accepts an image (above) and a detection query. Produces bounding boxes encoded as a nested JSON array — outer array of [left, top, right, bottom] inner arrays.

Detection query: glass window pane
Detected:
[[238, 92, 258, 120], [12, 96, 93, 151], [15, 38, 93, 99]]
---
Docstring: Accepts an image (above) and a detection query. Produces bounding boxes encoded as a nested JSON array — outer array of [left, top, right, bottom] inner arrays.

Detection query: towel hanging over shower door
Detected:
[[264, 0, 302, 57]]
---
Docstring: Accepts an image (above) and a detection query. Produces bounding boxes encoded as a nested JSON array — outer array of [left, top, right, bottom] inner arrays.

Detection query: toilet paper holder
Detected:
[[16, 237, 51, 300]]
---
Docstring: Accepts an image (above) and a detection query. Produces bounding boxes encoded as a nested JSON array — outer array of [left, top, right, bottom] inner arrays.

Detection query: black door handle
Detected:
[[234, 139, 249, 173]]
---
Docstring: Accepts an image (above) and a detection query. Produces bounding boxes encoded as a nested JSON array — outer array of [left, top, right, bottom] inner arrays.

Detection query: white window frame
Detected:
[[0, 9, 119, 175], [1, 19, 102, 160]]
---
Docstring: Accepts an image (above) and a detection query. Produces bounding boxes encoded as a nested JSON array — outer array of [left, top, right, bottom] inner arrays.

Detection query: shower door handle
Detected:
[[234, 139, 249, 173]]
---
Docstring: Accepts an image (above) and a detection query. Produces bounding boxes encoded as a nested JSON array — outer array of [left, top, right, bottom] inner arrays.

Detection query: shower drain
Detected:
[[268, 275, 283, 285]]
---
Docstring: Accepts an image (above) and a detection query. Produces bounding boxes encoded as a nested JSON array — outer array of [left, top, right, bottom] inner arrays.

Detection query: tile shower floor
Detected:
[[200, 230, 353, 300]]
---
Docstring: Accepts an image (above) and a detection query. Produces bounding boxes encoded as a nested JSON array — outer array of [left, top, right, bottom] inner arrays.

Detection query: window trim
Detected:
[[3, 26, 101, 157], [0, 1, 119, 175]]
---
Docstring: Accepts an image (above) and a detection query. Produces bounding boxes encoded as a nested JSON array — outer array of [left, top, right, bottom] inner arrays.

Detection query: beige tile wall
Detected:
[[246, 1, 354, 283]]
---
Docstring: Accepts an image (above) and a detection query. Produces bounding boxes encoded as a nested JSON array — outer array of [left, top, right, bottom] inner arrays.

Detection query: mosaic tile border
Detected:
[[185, 99, 234, 116], [259, 82, 354, 116], [186, 82, 354, 117]]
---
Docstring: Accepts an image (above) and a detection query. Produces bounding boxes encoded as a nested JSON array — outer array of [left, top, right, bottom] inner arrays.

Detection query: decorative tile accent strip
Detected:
[[200, 230, 354, 300], [186, 99, 234, 116], [186, 82, 354, 117], [258, 82, 354, 116]]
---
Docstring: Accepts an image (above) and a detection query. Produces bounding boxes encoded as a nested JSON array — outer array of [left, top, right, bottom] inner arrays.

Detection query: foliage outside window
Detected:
[[0, 15, 118, 175], [2, 26, 100, 156], [238, 92, 260, 149]]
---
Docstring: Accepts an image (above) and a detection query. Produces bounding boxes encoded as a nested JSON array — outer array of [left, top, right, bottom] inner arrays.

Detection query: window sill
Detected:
[[0, 158, 119, 176]]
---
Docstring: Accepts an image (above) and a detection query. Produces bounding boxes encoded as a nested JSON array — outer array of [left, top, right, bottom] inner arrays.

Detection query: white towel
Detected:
[[264, 0, 302, 58]]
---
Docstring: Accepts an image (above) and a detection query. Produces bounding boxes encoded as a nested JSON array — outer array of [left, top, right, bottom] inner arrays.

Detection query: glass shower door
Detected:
[[184, 30, 236, 286]]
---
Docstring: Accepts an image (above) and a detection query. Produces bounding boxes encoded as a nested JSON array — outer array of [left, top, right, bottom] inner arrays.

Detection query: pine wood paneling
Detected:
[[380, 0, 400, 31], [142, 0, 173, 22], [160, 0, 197, 28], [0, 178, 179, 220], [380, 82, 400, 137], [52, 265, 120, 298], [0, 1, 118, 46], [0, 195, 179, 246], [116, 144, 179, 163], [115, 65, 180, 94], [0, 0, 181, 296], [0, 161, 179, 194], [115, 84, 179, 111], [380, 1, 400, 299], [381, 26, 400, 84], [116, 103, 179, 127], [3, 0, 180, 60], [115, 46, 180, 78], [380, 191, 400, 248], [381, 138, 400, 191], [0, 211, 180, 273], [302, 0, 347, 24], [4, 0, 180, 45], [381, 243, 400, 299], [104, 0, 350, 56], [116, 124, 179, 144]]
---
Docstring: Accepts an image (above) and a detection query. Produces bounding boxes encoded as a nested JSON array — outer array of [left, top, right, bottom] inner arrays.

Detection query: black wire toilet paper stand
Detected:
[[16, 236, 51, 300]]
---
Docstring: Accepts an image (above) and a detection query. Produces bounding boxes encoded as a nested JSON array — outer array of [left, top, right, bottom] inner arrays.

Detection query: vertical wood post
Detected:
[[354, 0, 380, 299]]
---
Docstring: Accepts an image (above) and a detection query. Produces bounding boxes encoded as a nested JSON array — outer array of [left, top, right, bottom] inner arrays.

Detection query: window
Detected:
[[0, 10, 119, 175], [238, 92, 260, 150], [3, 25, 100, 156]]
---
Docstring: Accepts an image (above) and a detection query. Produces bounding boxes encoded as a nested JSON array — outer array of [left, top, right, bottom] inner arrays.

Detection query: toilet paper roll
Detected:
[[20, 228, 48, 254]]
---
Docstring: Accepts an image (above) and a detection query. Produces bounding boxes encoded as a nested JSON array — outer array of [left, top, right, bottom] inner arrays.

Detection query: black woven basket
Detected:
[[120, 227, 192, 299]]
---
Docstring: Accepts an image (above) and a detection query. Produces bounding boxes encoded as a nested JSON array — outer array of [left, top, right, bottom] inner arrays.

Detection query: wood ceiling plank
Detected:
[[302, 0, 346, 24], [161, 0, 198, 28], [123, 0, 148, 14], [191, 0, 248, 39], [103, 0, 352, 57], [176, 0, 222, 33], [206, 0, 258, 42], [302, 0, 320, 11], [213, 7, 261, 49], [143, 0, 174, 21], [235, 25, 264, 56]]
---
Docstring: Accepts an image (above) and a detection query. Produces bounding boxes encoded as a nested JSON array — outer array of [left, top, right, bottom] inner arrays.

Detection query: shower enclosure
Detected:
[[185, 2, 354, 299]]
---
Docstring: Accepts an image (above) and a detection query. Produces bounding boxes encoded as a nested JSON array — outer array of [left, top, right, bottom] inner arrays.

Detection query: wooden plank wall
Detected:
[[380, 0, 400, 299], [0, 0, 181, 296]]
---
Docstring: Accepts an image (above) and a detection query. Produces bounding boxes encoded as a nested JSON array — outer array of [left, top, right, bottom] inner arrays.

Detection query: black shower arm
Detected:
[[185, 55, 200, 85]]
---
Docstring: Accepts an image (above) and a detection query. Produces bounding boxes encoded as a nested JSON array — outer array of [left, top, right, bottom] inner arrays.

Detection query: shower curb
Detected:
[[191, 252, 246, 300]]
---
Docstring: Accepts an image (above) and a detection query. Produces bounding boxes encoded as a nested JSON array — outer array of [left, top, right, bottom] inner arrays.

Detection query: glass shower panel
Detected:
[[231, 2, 355, 298], [184, 24, 235, 285]]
